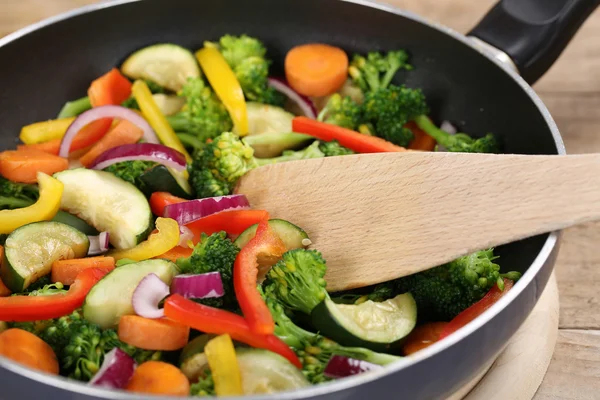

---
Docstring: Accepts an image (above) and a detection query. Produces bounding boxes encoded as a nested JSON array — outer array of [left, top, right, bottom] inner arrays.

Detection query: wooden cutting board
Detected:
[[448, 272, 559, 400]]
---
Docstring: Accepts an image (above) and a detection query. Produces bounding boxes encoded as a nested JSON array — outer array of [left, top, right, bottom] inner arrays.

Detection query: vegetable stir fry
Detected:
[[0, 35, 518, 396]]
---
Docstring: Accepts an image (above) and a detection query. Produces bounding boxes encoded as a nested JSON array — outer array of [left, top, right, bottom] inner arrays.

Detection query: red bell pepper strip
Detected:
[[439, 279, 515, 340], [402, 322, 448, 355], [187, 209, 271, 236], [149, 192, 187, 217], [0, 267, 110, 322], [164, 294, 301, 368], [292, 116, 407, 153], [88, 68, 133, 107], [234, 219, 286, 335]]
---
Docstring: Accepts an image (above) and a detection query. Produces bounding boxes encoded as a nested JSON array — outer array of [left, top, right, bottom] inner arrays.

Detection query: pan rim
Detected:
[[0, 0, 564, 399]]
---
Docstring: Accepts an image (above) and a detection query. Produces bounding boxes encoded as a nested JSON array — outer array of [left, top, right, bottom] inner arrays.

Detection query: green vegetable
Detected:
[[121, 79, 169, 110], [317, 93, 363, 130], [245, 102, 294, 137], [318, 140, 355, 157], [26, 282, 67, 297], [57, 96, 92, 119], [255, 141, 325, 166], [176, 232, 239, 309], [138, 165, 193, 199], [102, 160, 156, 191], [190, 369, 215, 396], [234, 219, 309, 251], [348, 50, 412, 93], [413, 115, 500, 153], [177, 133, 206, 154], [51, 210, 99, 236], [243, 132, 313, 159], [0, 176, 39, 210]]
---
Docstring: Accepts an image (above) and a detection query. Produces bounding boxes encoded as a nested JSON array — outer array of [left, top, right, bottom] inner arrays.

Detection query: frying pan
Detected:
[[0, 0, 597, 399]]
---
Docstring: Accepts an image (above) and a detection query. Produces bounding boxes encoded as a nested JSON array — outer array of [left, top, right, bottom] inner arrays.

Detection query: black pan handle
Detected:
[[468, 0, 600, 84]]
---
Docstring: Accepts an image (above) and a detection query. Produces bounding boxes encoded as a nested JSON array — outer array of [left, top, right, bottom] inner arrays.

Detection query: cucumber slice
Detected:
[[311, 293, 417, 352], [1, 222, 89, 292], [152, 94, 185, 116], [83, 259, 178, 328], [180, 334, 216, 364], [121, 44, 200, 92], [246, 102, 294, 136], [52, 210, 99, 236], [243, 132, 313, 158], [234, 219, 309, 250], [54, 169, 153, 250], [138, 165, 192, 199]]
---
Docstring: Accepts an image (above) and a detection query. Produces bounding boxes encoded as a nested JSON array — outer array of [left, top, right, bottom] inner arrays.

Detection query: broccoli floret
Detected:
[[103, 160, 156, 191], [317, 94, 363, 130], [166, 77, 233, 143], [413, 115, 500, 153], [176, 231, 240, 309], [361, 84, 429, 147], [349, 51, 412, 93], [190, 131, 257, 198], [318, 140, 355, 157], [27, 282, 67, 297], [255, 141, 325, 166], [190, 369, 215, 396], [18, 275, 52, 294], [0, 176, 39, 210]]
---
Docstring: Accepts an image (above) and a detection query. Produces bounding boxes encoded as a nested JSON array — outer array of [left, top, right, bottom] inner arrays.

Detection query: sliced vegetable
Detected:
[[323, 355, 382, 379], [439, 278, 515, 340], [0, 149, 68, 184], [51, 256, 115, 285], [109, 217, 180, 261], [132, 273, 170, 319], [131, 80, 191, 163], [234, 219, 310, 250], [407, 122, 436, 151], [118, 315, 189, 351], [151, 94, 186, 116], [149, 191, 186, 216], [245, 102, 294, 135], [138, 165, 192, 199], [90, 143, 186, 173], [88, 348, 136, 389], [170, 272, 224, 300], [243, 132, 313, 158], [88, 68, 132, 107], [52, 210, 99, 236], [0, 172, 63, 235], [19, 117, 75, 145], [311, 293, 417, 352], [58, 105, 158, 158], [163, 195, 250, 226], [267, 78, 317, 119], [164, 294, 301, 368], [0, 248, 11, 297], [121, 44, 200, 92], [0, 328, 59, 374], [285, 44, 349, 97], [178, 225, 195, 247], [204, 334, 243, 396], [402, 322, 448, 355], [1, 221, 89, 292], [79, 120, 144, 167], [187, 209, 270, 236], [126, 361, 190, 396], [54, 169, 153, 249], [57, 96, 92, 119], [87, 231, 110, 256], [292, 116, 406, 153], [0, 267, 109, 321], [83, 259, 178, 328], [196, 47, 248, 135], [234, 219, 286, 335], [154, 245, 193, 263]]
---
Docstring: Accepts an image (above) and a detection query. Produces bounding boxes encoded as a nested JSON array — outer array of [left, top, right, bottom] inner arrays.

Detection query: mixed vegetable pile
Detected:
[[0, 35, 520, 397]]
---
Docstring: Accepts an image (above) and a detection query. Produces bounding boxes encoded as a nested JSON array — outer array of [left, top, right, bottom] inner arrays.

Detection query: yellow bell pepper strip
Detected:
[[0, 172, 63, 234], [110, 217, 180, 261], [195, 47, 248, 136], [204, 334, 243, 396], [131, 80, 192, 163], [19, 117, 76, 145]]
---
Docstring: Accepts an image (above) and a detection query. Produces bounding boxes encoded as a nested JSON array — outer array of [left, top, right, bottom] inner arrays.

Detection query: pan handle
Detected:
[[468, 0, 599, 83]]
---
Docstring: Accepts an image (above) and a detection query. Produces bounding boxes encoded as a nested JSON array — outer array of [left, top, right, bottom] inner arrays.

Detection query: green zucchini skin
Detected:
[[139, 165, 192, 200]]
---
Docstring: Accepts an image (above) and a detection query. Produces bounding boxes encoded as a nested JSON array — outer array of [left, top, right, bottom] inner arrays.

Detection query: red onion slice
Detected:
[[268, 77, 317, 119], [132, 273, 170, 319], [178, 225, 194, 248], [88, 348, 136, 389], [89, 143, 187, 172], [59, 105, 158, 157], [163, 194, 250, 226], [171, 272, 224, 299], [88, 232, 110, 256], [323, 355, 382, 379]]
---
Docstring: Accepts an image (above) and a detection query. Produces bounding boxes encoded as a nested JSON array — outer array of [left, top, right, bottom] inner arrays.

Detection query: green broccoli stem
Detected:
[[57, 96, 92, 119], [332, 344, 400, 366], [166, 114, 191, 132], [412, 114, 450, 146], [0, 196, 34, 209], [177, 133, 206, 153]]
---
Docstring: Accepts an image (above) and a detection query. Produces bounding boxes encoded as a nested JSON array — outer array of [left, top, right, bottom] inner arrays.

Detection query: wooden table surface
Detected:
[[3, 0, 600, 398]]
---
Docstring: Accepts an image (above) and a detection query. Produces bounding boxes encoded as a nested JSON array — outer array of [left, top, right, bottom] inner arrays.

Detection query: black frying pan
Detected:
[[0, 0, 596, 399]]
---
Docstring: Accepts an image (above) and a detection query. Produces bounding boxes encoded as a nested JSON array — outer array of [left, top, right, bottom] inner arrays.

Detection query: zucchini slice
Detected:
[[234, 219, 309, 250], [121, 43, 200, 92], [51, 210, 99, 236], [246, 102, 294, 136], [311, 293, 417, 352], [1, 221, 89, 292], [151, 94, 185, 116], [138, 165, 192, 199], [83, 259, 178, 328], [243, 132, 313, 158], [54, 169, 153, 250]]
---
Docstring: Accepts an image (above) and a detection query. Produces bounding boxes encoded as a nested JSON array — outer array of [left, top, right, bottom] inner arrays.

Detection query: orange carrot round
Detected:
[[51, 256, 115, 285], [0, 329, 59, 374], [118, 315, 190, 351], [406, 122, 437, 151], [79, 120, 143, 167], [0, 149, 68, 184], [285, 43, 348, 97], [402, 322, 448, 355], [126, 361, 189, 396]]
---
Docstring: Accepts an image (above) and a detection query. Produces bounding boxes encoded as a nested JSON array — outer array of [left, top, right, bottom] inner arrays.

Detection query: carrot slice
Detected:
[[0, 329, 59, 374], [126, 361, 189, 396], [51, 256, 115, 286], [407, 122, 437, 151], [154, 246, 193, 262], [118, 315, 190, 351], [285, 43, 349, 97], [88, 68, 132, 107], [0, 149, 68, 184], [79, 120, 144, 167], [0, 247, 11, 297]]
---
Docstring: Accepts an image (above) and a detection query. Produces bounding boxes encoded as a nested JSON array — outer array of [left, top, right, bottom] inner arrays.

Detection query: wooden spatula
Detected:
[[234, 151, 600, 292]]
